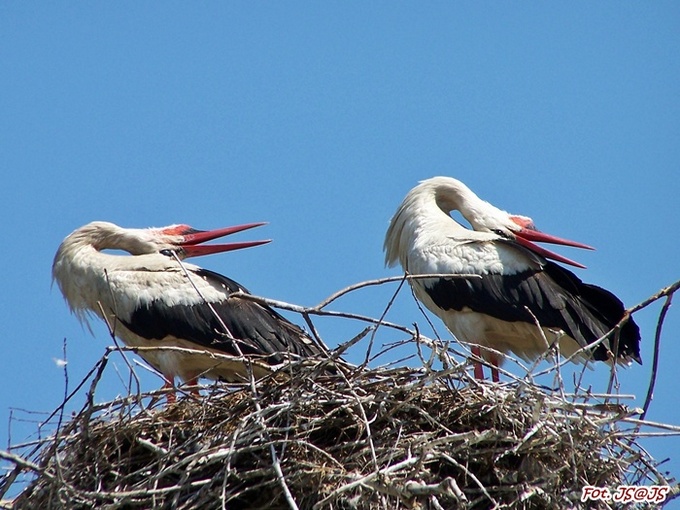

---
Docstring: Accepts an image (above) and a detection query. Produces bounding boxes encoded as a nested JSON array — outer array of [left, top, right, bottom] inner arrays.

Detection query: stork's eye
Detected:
[[160, 249, 174, 257], [491, 229, 507, 237]]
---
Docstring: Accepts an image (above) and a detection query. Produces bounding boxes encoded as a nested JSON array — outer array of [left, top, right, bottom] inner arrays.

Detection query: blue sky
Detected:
[[2, 3, 679, 496]]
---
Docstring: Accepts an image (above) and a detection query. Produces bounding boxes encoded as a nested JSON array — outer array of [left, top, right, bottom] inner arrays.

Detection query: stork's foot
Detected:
[[489, 352, 501, 382], [186, 377, 201, 398], [471, 346, 501, 382], [471, 346, 485, 380], [161, 380, 177, 405], [491, 366, 499, 383]]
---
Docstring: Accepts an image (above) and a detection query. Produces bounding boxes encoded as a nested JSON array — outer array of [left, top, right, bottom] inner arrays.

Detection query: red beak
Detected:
[[509, 216, 594, 269], [173, 222, 271, 258]]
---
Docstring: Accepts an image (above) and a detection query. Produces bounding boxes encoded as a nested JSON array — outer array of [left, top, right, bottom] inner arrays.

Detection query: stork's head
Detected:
[[137, 222, 271, 259], [475, 213, 594, 269], [386, 177, 595, 270], [56, 221, 271, 261], [426, 177, 595, 268]]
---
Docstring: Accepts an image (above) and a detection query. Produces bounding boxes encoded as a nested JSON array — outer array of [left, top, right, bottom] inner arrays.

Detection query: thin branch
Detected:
[[0, 450, 46, 476], [314, 273, 481, 310], [361, 272, 409, 368], [640, 292, 673, 421]]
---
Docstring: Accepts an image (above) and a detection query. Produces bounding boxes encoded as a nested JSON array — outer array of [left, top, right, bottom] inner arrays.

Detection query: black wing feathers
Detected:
[[122, 268, 321, 364], [426, 261, 641, 363]]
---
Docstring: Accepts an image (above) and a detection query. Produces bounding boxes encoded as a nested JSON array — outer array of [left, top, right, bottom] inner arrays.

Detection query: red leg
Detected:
[[162, 379, 176, 404], [471, 346, 485, 380], [489, 353, 500, 383], [187, 377, 201, 398]]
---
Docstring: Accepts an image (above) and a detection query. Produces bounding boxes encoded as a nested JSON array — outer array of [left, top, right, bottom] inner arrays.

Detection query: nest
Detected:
[[3, 277, 680, 509], [2, 358, 675, 510]]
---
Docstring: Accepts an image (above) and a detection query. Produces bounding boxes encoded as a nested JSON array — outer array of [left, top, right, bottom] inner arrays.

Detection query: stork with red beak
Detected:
[[384, 177, 641, 382], [53, 221, 326, 401]]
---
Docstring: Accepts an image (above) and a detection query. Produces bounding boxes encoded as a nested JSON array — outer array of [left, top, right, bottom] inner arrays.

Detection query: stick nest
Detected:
[[6, 277, 680, 509], [8, 359, 675, 509]]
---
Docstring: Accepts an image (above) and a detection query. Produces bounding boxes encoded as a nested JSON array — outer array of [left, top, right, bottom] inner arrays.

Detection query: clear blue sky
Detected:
[[2, 3, 679, 496]]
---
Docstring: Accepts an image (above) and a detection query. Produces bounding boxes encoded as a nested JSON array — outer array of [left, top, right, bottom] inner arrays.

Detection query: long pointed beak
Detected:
[[513, 226, 595, 252], [513, 235, 587, 269], [179, 222, 271, 258], [510, 218, 595, 269]]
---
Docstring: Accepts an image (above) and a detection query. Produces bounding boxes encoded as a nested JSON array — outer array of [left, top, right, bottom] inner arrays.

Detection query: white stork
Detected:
[[53, 221, 325, 401], [384, 177, 641, 382]]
